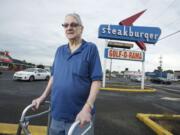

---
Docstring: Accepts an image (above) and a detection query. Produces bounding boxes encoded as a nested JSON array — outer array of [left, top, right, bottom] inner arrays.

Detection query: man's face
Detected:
[[63, 16, 83, 40]]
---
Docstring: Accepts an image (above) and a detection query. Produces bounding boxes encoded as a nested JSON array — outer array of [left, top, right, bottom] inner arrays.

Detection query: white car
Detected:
[[13, 68, 51, 81]]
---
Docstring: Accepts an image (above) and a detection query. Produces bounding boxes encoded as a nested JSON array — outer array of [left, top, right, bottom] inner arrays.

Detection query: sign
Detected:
[[0, 51, 13, 63], [108, 41, 133, 49], [98, 25, 161, 44], [104, 48, 145, 62]]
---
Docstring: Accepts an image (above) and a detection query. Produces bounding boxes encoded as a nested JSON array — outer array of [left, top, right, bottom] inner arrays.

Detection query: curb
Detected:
[[100, 87, 156, 92], [0, 123, 46, 135], [136, 113, 180, 135]]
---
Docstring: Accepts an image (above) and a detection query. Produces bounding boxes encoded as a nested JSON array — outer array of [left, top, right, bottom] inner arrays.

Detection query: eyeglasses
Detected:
[[62, 22, 80, 28]]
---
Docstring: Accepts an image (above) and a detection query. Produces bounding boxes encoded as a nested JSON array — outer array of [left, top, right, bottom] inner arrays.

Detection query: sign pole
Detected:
[[103, 40, 108, 88], [141, 51, 145, 89], [109, 58, 112, 80]]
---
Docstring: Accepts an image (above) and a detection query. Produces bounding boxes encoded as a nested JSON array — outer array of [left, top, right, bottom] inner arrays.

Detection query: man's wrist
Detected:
[[40, 94, 46, 100], [86, 101, 94, 110]]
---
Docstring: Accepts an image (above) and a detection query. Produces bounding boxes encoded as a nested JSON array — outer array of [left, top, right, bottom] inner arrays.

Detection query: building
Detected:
[[0, 51, 35, 71], [0, 51, 13, 70], [124, 70, 142, 78], [174, 71, 180, 80]]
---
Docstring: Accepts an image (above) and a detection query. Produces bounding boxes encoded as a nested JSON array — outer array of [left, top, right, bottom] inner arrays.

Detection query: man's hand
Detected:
[[32, 96, 45, 110], [32, 77, 53, 110], [75, 103, 92, 128]]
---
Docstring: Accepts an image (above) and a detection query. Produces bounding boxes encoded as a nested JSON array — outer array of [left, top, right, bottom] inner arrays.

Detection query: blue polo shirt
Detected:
[[51, 40, 102, 122]]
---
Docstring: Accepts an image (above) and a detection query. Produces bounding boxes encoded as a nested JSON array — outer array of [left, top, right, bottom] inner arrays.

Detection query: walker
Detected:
[[16, 101, 92, 135]]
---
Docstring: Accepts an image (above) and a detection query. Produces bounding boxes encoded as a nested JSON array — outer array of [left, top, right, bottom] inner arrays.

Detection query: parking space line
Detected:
[[161, 97, 180, 101], [100, 87, 156, 92], [0, 123, 46, 135], [136, 113, 180, 135], [152, 103, 176, 114]]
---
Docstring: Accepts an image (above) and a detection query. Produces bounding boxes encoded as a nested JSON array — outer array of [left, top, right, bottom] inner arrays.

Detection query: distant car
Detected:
[[13, 68, 51, 81], [172, 78, 180, 82], [130, 76, 141, 82], [150, 77, 172, 85]]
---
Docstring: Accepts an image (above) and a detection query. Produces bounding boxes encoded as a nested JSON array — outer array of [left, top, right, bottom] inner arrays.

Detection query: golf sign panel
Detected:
[[98, 25, 161, 44], [105, 48, 145, 62]]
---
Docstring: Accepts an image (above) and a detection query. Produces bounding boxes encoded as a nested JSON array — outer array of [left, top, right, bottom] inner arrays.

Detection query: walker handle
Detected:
[[68, 120, 92, 135]]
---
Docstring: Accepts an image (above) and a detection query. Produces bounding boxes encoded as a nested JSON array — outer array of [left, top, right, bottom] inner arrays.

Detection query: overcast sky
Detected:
[[0, 0, 180, 72]]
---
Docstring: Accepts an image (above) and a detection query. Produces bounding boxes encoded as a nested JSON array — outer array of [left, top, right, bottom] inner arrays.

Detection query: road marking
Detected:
[[146, 84, 180, 94], [152, 103, 176, 113], [100, 87, 156, 92], [0, 123, 46, 135], [161, 97, 180, 101], [160, 87, 180, 93], [137, 113, 180, 135]]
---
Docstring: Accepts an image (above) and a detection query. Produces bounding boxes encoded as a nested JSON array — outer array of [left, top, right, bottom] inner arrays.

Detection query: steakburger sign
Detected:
[[104, 48, 145, 62], [98, 25, 161, 44]]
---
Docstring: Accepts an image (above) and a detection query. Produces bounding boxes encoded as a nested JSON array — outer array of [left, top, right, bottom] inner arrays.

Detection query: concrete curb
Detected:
[[136, 113, 180, 135], [0, 123, 46, 135], [100, 87, 156, 92]]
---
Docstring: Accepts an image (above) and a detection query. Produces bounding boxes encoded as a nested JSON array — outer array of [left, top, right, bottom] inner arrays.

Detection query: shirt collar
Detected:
[[65, 39, 87, 55]]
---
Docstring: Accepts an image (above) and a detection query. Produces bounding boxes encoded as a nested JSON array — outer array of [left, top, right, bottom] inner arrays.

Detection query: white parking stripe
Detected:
[[161, 97, 180, 101]]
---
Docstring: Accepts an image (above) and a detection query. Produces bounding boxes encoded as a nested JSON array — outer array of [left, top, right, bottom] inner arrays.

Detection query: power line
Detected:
[[163, 18, 180, 28], [158, 30, 180, 41], [150, 0, 176, 24]]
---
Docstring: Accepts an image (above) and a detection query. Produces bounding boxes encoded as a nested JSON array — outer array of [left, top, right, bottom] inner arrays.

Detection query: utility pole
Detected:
[[159, 56, 163, 77], [109, 58, 112, 80]]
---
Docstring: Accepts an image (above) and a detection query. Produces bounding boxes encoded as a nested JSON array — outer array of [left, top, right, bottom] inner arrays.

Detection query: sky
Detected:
[[0, 0, 180, 72]]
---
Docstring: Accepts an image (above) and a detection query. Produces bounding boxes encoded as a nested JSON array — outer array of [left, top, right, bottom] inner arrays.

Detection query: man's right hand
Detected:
[[32, 96, 45, 110]]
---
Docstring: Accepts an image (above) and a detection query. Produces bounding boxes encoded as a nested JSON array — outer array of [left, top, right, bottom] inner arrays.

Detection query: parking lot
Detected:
[[0, 71, 180, 135]]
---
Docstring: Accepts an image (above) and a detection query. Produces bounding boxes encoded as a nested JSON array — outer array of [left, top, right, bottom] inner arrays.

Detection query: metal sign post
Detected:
[[102, 40, 108, 88], [141, 50, 145, 89]]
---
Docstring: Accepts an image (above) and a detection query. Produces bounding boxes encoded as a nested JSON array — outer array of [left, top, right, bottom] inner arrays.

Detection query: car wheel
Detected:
[[29, 76, 34, 82], [45, 76, 50, 81]]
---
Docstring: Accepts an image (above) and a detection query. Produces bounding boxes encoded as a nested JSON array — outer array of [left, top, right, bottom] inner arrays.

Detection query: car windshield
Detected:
[[24, 68, 36, 72]]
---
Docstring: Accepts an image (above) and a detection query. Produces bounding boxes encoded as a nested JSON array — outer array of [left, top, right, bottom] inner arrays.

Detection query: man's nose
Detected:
[[66, 27, 73, 31]]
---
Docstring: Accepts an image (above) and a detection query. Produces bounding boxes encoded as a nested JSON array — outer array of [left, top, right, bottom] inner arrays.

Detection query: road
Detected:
[[0, 71, 180, 135]]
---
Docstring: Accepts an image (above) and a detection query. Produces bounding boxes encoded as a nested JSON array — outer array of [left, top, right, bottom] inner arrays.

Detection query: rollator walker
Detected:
[[16, 101, 92, 135]]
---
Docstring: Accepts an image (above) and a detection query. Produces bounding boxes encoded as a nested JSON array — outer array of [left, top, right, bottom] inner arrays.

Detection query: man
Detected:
[[32, 13, 102, 135]]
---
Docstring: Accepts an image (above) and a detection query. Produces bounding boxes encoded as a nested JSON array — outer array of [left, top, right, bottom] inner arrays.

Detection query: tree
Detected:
[[22, 60, 27, 64], [157, 66, 163, 72], [154, 66, 163, 73], [106, 69, 110, 74], [164, 70, 174, 74], [112, 71, 119, 74], [125, 68, 129, 71], [37, 64, 45, 69]]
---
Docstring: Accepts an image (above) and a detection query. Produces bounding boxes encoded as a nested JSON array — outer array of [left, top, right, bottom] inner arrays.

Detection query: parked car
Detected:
[[13, 68, 51, 81], [131, 76, 141, 82], [150, 77, 172, 85]]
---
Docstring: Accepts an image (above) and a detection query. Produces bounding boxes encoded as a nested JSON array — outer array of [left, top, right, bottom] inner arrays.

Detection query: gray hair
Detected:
[[65, 13, 83, 26]]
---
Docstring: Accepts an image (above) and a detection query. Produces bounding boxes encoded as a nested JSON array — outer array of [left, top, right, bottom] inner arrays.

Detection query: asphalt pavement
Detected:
[[0, 71, 180, 135]]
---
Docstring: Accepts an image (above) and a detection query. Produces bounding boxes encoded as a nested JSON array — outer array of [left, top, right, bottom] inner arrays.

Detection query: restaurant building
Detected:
[[0, 51, 35, 71]]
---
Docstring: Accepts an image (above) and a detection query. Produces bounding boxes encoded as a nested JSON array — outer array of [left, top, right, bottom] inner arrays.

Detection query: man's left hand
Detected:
[[75, 103, 92, 128]]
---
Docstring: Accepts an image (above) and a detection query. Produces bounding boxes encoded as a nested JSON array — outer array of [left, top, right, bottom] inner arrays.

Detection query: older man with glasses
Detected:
[[32, 13, 102, 135]]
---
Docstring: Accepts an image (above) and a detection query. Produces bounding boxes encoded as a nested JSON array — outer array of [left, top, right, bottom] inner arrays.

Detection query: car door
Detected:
[[35, 69, 43, 80], [37, 69, 47, 80], [40, 69, 49, 80]]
